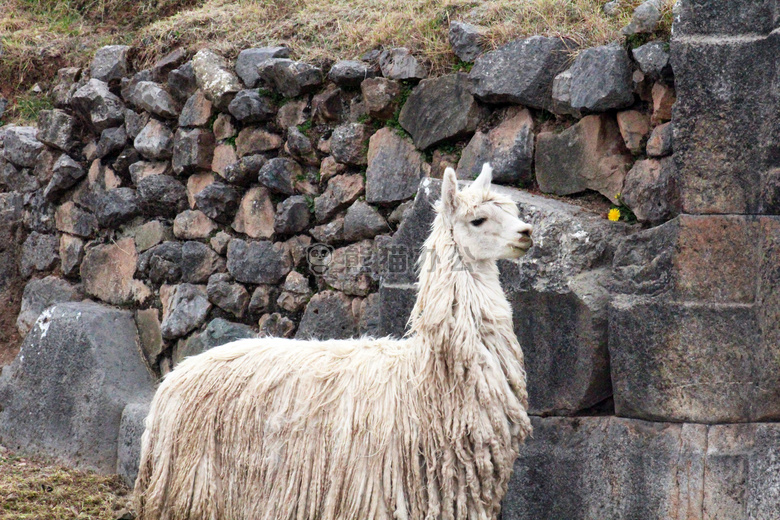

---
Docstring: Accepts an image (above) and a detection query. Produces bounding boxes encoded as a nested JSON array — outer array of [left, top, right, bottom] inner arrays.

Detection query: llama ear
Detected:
[[441, 167, 459, 215], [470, 163, 493, 193]]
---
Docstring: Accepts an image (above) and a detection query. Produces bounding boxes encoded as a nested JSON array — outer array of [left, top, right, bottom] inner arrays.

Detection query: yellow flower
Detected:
[[608, 208, 621, 222]]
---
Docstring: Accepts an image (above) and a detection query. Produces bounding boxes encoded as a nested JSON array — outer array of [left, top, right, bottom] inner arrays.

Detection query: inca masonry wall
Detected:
[[0, 1, 779, 518]]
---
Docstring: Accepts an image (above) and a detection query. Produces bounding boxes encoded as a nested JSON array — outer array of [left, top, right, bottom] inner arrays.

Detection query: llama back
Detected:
[[134, 336, 431, 520]]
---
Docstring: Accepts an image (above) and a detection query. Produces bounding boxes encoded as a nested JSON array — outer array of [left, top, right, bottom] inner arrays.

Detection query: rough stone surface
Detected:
[[258, 312, 295, 338], [168, 62, 198, 102], [134, 119, 174, 160], [1, 162, 39, 193], [469, 36, 571, 110], [342, 200, 389, 241], [90, 45, 131, 83], [248, 285, 274, 316], [96, 126, 127, 158], [16, 276, 82, 336], [132, 81, 181, 119], [328, 60, 376, 87], [315, 174, 364, 222], [194, 182, 240, 224], [124, 109, 149, 140], [213, 143, 238, 178], [172, 127, 216, 174], [505, 416, 707, 520], [610, 214, 780, 422], [232, 186, 275, 238], [128, 161, 169, 184], [228, 89, 277, 123], [160, 283, 211, 340], [44, 154, 86, 200], [616, 110, 651, 154], [222, 154, 266, 186], [191, 49, 243, 110], [399, 73, 486, 150], [621, 157, 677, 223], [4, 126, 44, 168], [671, 16, 777, 213], [117, 401, 150, 487], [621, 0, 663, 35], [646, 121, 673, 157], [296, 290, 358, 340], [71, 79, 125, 132], [137, 174, 188, 218], [274, 195, 310, 235], [180, 241, 224, 284], [138, 241, 182, 284], [37, 109, 77, 152], [21, 232, 59, 277], [378, 48, 427, 80], [276, 271, 312, 313], [236, 127, 283, 157], [207, 273, 250, 318], [568, 43, 634, 113], [258, 58, 323, 98], [135, 308, 162, 365], [365, 128, 424, 204], [651, 82, 675, 125], [175, 318, 255, 363], [0, 302, 154, 473], [235, 46, 290, 88], [178, 90, 213, 127], [186, 172, 215, 208], [448, 21, 485, 62], [323, 240, 377, 296], [226, 239, 292, 284], [59, 234, 85, 277], [361, 78, 402, 120], [55, 201, 98, 237], [276, 100, 308, 129], [131, 220, 172, 252], [632, 41, 671, 79], [174, 209, 218, 239], [258, 157, 299, 195], [457, 107, 534, 184], [93, 187, 140, 228], [330, 123, 371, 166], [535, 115, 632, 204], [80, 237, 141, 305], [310, 217, 346, 244]]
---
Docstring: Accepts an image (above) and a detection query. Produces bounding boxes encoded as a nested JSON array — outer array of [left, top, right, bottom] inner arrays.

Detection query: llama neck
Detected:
[[408, 218, 517, 375]]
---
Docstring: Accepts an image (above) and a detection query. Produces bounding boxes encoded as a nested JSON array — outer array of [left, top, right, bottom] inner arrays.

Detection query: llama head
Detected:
[[439, 163, 533, 261]]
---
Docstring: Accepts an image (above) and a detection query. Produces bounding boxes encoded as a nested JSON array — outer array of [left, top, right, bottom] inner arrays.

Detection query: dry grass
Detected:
[[0, 445, 130, 520], [0, 0, 673, 121]]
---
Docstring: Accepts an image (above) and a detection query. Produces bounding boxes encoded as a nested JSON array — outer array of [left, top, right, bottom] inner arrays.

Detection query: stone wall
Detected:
[[1, 0, 777, 516]]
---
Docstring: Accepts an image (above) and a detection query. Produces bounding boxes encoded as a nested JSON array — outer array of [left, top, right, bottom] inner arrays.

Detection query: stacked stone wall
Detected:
[[1, 1, 778, 516]]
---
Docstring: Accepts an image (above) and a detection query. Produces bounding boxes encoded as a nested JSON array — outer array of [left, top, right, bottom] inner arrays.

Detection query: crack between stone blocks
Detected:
[[701, 425, 709, 520]]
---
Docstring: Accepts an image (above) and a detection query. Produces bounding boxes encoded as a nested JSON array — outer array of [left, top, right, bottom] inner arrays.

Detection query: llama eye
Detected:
[[470, 218, 487, 226]]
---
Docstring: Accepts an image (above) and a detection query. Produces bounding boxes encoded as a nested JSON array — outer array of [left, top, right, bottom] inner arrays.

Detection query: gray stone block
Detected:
[[0, 302, 155, 473], [117, 401, 151, 487], [469, 36, 572, 110], [503, 417, 780, 520], [399, 73, 486, 150]]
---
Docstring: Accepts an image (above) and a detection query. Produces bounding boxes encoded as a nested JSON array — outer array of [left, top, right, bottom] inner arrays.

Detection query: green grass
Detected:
[[5, 92, 53, 124]]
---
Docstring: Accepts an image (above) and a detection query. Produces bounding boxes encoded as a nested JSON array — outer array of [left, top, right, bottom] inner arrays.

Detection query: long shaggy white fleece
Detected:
[[134, 165, 532, 520]]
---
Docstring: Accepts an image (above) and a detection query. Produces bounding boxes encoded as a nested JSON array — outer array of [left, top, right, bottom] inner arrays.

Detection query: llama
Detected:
[[134, 163, 534, 520]]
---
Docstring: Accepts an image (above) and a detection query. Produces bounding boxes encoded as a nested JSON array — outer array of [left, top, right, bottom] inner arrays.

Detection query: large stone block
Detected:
[[503, 416, 780, 520], [671, 25, 779, 213], [610, 215, 780, 423], [674, 0, 778, 36], [398, 73, 486, 150], [469, 36, 572, 110], [381, 178, 628, 414], [0, 302, 155, 473]]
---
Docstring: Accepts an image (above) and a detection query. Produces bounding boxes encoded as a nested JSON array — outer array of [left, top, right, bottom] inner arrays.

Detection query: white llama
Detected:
[[134, 164, 534, 520]]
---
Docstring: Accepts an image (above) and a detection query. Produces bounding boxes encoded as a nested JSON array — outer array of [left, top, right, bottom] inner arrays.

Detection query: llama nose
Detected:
[[518, 226, 532, 239]]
